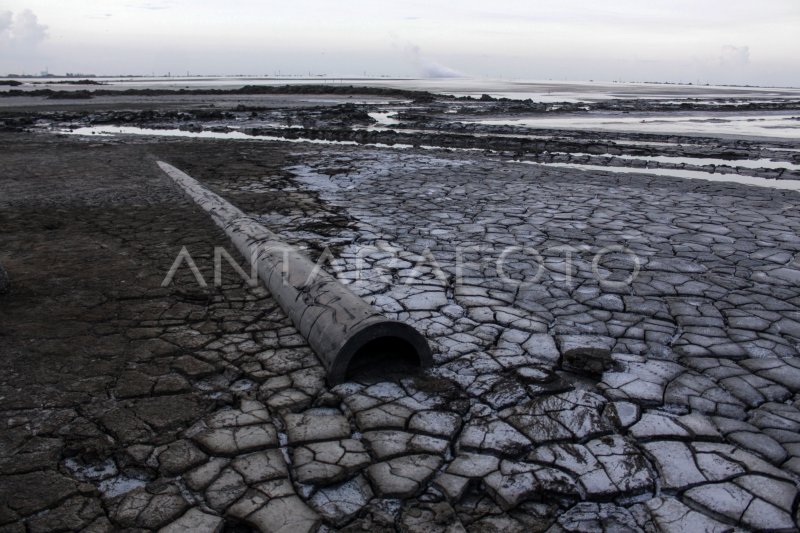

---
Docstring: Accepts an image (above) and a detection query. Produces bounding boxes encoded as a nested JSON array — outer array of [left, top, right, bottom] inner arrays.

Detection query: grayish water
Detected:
[[554, 153, 800, 171], [465, 113, 800, 139], [8, 76, 800, 102], [513, 161, 800, 191]]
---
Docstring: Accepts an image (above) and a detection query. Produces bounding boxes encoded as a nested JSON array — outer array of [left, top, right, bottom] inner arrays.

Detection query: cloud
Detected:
[[0, 10, 13, 47], [720, 45, 750, 67], [0, 11, 12, 33], [125, 2, 174, 11], [407, 44, 463, 78], [0, 9, 48, 49]]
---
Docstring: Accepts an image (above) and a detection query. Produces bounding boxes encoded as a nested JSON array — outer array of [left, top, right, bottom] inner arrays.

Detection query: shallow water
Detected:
[[60, 125, 484, 153], [9, 76, 800, 103], [368, 111, 401, 126], [60, 126, 800, 192], [613, 140, 706, 148], [98, 476, 148, 498], [557, 153, 800, 171], [513, 160, 800, 191], [466, 113, 800, 139], [63, 126, 361, 145]]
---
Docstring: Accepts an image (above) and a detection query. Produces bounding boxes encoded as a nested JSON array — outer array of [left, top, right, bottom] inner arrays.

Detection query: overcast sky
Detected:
[[1, 0, 798, 86]]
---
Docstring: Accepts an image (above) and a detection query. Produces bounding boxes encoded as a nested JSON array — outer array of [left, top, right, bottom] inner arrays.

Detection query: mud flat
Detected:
[[1, 85, 800, 531]]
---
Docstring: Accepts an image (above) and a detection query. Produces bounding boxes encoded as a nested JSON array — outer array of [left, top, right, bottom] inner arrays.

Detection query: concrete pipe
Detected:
[[157, 161, 432, 384]]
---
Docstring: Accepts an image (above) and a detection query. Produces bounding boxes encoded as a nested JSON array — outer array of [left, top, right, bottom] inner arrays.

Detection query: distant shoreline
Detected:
[[2, 76, 799, 92]]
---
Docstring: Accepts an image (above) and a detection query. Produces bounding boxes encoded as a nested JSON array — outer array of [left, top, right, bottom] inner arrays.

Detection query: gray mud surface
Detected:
[[1, 88, 800, 532]]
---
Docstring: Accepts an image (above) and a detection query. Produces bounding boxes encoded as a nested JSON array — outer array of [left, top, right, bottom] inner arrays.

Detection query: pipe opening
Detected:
[[345, 336, 422, 381]]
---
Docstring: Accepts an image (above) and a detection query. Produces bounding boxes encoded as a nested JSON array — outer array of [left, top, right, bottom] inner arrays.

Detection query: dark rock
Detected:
[[558, 335, 616, 377]]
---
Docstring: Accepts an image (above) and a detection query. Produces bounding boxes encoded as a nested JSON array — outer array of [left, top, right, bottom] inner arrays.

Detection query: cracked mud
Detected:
[[1, 87, 800, 532]]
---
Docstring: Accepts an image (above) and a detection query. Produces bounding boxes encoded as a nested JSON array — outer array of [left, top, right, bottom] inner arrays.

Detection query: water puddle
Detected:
[[512, 160, 800, 191], [466, 113, 800, 139], [615, 153, 800, 171], [655, 99, 795, 106], [612, 140, 706, 148], [58, 126, 800, 191], [98, 476, 149, 498], [63, 457, 117, 481], [63, 456, 148, 498], [63, 125, 360, 145], [553, 152, 800, 171], [368, 111, 401, 126], [59, 125, 485, 153]]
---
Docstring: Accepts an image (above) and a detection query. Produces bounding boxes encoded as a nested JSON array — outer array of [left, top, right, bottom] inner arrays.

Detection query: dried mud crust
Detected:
[[0, 134, 317, 531], [1, 132, 800, 532]]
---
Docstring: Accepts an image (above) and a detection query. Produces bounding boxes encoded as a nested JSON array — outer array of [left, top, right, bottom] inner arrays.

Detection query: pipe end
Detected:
[[328, 321, 433, 385]]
